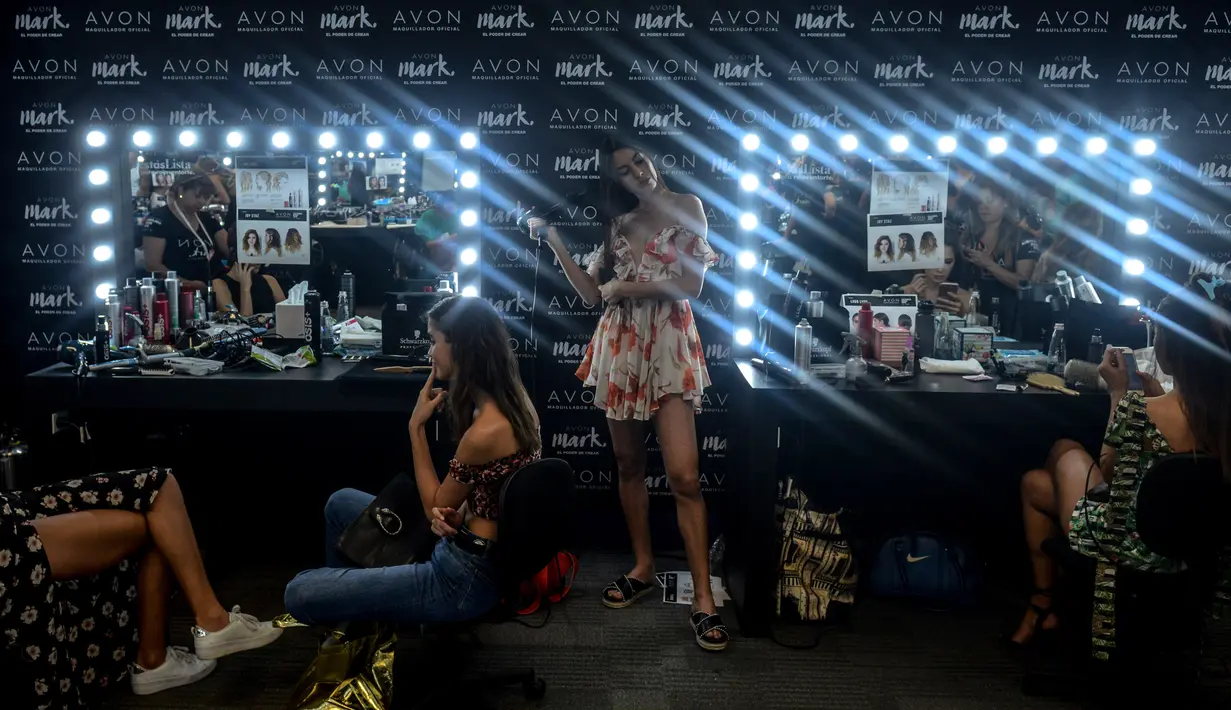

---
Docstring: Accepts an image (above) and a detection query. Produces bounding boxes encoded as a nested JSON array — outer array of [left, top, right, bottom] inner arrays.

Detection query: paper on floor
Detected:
[[655, 572, 730, 607]]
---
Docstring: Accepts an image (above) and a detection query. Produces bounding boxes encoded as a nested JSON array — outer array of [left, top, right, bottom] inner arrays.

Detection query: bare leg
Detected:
[[31, 474, 229, 632], [1012, 439, 1102, 644], [1012, 469, 1062, 644], [654, 396, 722, 641], [608, 418, 654, 592], [135, 546, 172, 669], [32, 510, 148, 580], [144, 474, 229, 632]]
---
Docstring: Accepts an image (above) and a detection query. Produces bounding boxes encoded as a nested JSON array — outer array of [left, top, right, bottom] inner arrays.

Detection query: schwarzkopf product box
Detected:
[[840, 293, 920, 335], [381, 291, 437, 360]]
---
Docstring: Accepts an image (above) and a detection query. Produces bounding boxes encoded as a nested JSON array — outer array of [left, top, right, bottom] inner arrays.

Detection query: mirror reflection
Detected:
[[129, 151, 235, 290], [311, 150, 461, 287]]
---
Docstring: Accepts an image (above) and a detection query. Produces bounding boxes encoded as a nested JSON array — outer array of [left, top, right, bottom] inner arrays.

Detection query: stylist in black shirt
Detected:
[[141, 173, 224, 290]]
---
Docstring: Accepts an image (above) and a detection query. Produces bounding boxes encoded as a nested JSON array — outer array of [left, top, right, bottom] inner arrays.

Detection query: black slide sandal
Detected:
[[689, 611, 730, 652], [602, 575, 657, 609]]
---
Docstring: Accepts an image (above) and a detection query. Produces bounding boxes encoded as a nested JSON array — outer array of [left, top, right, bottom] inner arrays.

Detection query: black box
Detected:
[[381, 291, 438, 360]]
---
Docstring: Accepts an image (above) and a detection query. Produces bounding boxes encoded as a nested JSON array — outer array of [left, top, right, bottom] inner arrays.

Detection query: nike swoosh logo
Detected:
[[905, 555, 930, 563]]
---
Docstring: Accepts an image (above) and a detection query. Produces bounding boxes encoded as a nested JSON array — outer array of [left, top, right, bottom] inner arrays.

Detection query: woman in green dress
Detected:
[[1012, 273, 1231, 649]]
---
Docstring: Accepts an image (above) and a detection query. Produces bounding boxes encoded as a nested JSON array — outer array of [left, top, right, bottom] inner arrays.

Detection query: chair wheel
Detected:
[[523, 677, 546, 700]]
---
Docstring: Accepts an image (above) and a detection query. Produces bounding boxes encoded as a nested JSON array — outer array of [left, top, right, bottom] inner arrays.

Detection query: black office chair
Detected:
[[396, 458, 576, 709], [1023, 454, 1230, 700]]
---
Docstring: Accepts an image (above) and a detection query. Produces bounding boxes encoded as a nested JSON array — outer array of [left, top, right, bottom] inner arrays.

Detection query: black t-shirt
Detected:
[[141, 206, 216, 283], [971, 229, 1042, 313]]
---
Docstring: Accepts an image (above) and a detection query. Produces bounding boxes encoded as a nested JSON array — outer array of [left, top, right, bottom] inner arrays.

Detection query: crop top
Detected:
[[447, 448, 542, 521]]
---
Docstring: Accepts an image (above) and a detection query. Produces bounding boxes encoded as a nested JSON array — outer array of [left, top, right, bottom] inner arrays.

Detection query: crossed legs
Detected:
[[1013, 439, 1103, 644], [30, 473, 230, 668]]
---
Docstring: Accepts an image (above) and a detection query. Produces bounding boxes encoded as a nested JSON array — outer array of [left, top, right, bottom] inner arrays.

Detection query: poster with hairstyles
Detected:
[[866, 161, 949, 272], [235, 156, 311, 266]]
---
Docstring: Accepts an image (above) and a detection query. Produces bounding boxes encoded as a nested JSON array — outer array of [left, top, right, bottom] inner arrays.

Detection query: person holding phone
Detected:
[[212, 263, 286, 316], [902, 243, 972, 315], [1010, 274, 1231, 647]]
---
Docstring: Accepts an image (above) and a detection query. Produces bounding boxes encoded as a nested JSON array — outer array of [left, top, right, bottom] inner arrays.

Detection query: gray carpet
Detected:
[[106, 553, 1228, 710]]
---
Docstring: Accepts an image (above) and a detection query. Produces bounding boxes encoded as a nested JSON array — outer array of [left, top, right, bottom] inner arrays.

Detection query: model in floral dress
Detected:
[[575, 224, 718, 421], [1, 468, 283, 707], [535, 138, 730, 652]]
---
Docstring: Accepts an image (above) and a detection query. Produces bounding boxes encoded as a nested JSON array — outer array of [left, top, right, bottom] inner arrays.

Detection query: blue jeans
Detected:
[[284, 488, 501, 625]]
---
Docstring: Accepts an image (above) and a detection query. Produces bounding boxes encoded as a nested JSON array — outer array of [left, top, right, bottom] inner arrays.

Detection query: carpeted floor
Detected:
[[101, 553, 1231, 710]]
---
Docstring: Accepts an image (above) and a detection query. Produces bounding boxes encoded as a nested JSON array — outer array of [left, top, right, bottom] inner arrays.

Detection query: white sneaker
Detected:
[[130, 646, 217, 696], [192, 605, 284, 661]]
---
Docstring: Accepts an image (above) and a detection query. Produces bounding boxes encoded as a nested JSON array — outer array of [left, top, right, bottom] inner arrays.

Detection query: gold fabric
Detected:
[[275, 615, 397, 710], [775, 478, 858, 621]]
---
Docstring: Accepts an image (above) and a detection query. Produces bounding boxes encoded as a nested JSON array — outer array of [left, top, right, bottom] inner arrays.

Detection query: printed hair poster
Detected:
[[236, 155, 311, 266], [867, 161, 949, 273]]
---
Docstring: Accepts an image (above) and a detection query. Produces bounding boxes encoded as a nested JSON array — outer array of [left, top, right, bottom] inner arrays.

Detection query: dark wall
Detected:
[[5, 3, 1230, 506]]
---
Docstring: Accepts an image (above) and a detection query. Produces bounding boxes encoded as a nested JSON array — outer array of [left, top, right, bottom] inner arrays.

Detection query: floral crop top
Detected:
[[447, 448, 542, 521]]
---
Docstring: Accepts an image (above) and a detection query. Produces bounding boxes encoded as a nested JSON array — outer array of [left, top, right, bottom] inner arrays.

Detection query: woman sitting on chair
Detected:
[[284, 296, 542, 624], [1012, 273, 1231, 647]]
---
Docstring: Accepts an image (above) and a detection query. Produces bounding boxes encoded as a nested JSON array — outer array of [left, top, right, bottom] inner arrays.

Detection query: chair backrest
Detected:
[[493, 458, 576, 594], [1136, 454, 1229, 562]]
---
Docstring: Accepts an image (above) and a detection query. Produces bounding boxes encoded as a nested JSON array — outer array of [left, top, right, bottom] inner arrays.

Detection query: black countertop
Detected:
[[25, 358, 428, 414]]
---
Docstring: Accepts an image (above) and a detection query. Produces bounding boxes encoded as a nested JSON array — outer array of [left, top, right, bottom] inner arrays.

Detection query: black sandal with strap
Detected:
[[602, 575, 657, 609], [689, 610, 730, 652]]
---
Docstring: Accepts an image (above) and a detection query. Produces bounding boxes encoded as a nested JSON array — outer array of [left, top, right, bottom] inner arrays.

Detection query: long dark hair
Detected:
[[427, 296, 541, 453], [596, 134, 666, 274], [1154, 273, 1231, 482]]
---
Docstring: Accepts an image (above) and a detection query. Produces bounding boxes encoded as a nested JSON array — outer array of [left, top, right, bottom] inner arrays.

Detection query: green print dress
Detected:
[[1068, 392, 1231, 660]]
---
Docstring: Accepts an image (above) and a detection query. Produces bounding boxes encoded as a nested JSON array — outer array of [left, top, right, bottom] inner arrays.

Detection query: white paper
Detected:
[[866, 162, 950, 273], [236, 156, 312, 266], [655, 572, 729, 607]]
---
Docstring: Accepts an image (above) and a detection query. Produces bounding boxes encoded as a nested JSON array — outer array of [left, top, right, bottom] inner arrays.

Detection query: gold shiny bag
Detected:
[[273, 615, 397, 710]]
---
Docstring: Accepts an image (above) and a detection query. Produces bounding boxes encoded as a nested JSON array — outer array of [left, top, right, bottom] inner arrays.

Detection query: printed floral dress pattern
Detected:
[[576, 224, 720, 421], [1, 468, 168, 709]]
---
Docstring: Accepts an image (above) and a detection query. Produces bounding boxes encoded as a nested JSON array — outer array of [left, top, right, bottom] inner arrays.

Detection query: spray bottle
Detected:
[[165, 270, 181, 333], [139, 277, 156, 339]]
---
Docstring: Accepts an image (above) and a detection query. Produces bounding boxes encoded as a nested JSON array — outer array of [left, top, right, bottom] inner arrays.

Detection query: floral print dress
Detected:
[[576, 224, 719, 421], [1, 468, 168, 709]]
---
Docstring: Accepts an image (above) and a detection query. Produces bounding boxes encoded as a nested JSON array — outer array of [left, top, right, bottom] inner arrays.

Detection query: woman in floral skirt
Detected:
[[1, 467, 282, 707], [532, 135, 727, 651]]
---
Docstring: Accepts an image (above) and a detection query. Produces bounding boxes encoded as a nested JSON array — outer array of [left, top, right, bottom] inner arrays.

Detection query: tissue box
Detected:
[[955, 327, 995, 363], [275, 301, 305, 339]]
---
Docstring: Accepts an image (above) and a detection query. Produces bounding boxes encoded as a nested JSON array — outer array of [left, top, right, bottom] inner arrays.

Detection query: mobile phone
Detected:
[[938, 282, 959, 301], [1114, 346, 1144, 391]]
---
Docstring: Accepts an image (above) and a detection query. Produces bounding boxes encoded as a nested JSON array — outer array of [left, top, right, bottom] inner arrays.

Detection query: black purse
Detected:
[[335, 473, 437, 568]]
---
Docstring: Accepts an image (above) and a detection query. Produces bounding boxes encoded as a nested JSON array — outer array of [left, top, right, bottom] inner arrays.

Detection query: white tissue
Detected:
[[920, 357, 986, 375], [286, 282, 310, 305]]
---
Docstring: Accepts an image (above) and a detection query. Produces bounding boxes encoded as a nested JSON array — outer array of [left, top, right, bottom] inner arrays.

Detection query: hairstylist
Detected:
[[961, 181, 1039, 316], [530, 135, 729, 651], [141, 174, 225, 291], [284, 296, 542, 625]]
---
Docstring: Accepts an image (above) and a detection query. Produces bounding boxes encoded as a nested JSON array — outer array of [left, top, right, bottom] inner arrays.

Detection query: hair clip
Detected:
[[1198, 277, 1226, 301]]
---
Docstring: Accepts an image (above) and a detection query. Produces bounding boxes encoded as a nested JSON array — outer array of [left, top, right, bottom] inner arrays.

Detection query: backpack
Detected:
[[867, 532, 982, 607], [513, 551, 578, 615]]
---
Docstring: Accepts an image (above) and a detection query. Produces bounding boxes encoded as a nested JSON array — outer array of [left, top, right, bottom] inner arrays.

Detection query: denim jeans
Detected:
[[284, 488, 501, 625]]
